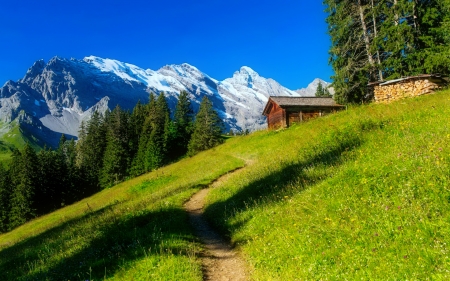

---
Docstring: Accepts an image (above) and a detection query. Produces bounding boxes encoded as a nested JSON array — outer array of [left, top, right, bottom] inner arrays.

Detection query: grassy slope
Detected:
[[0, 152, 245, 280], [205, 90, 450, 279], [0, 91, 449, 280], [0, 121, 45, 165]]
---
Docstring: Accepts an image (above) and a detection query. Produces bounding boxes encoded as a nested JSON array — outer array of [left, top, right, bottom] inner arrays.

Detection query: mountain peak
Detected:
[[308, 78, 329, 88], [47, 56, 67, 64], [28, 59, 46, 72], [21, 59, 46, 83], [230, 66, 261, 86], [238, 66, 258, 76], [161, 63, 202, 75], [83, 55, 102, 64], [295, 78, 333, 96]]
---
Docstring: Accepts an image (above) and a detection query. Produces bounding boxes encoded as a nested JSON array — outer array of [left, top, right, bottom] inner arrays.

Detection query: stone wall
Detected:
[[373, 76, 446, 103]]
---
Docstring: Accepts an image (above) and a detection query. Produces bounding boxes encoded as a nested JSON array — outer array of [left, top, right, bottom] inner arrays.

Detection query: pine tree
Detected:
[[188, 96, 224, 156], [100, 105, 131, 188], [379, 0, 416, 79], [0, 164, 11, 233], [129, 100, 147, 163], [59, 137, 80, 204], [410, 0, 450, 75], [171, 91, 194, 159], [325, 0, 372, 103], [76, 111, 107, 194], [36, 146, 66, 214], [145, 92, 170, 170], [315, 81, 325, 97], [132, 93, 157, 176], [324, 0, 449, 103], [9, 144, 39, 230]]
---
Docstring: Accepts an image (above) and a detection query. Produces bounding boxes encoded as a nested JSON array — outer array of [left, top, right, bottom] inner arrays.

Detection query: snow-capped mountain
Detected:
[[0, 56, 330, 147], [295, 78, 334, 96]]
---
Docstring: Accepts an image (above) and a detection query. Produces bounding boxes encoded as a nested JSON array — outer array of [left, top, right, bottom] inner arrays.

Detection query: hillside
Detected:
[[0, 90, 449, 280]]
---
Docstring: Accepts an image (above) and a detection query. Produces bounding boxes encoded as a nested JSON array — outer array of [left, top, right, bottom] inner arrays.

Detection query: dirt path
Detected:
[[185, 185, 248, 281]]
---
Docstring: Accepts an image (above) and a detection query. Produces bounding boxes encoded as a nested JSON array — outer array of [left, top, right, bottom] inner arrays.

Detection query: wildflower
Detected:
[[385, 206, 390, 210], [374, 233, 379, 236]]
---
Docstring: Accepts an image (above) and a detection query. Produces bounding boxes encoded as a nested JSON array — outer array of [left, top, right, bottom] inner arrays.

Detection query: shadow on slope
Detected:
[[0, 202, 198, 281], [204, 125, 370, 240]]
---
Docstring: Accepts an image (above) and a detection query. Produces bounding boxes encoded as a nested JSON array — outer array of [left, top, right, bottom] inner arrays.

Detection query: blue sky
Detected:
[[0, 0, 332, 90]]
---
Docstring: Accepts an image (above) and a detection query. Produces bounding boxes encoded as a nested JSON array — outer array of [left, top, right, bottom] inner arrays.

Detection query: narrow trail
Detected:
[[184, 173, 248, 281]]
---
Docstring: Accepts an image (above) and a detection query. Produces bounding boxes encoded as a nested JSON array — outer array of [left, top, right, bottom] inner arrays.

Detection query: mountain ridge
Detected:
[[0, 56, 331, 148]]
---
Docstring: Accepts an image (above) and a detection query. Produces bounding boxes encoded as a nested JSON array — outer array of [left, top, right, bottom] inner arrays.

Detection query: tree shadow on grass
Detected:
[[0, 203, 198, 281], [204, 132, 363, 240]]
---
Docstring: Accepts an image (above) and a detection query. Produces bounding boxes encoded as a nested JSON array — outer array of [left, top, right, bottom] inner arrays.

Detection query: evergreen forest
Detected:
[[0, 92, 224, 233], [324, 0, 450, 103]]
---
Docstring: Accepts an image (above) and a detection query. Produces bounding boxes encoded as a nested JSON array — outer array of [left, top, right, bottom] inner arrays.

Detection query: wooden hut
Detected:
[[369, 74, 447, 103], [262, 96, 345, 129]]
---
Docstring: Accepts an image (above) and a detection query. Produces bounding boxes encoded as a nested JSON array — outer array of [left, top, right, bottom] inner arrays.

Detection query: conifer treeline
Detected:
[[324, 0, 450, 103], [0, 92, 224, 233]]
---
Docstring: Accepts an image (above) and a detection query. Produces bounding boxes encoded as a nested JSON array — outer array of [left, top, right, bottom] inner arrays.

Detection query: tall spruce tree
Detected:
[[76, 111, 107, 194], [316, 81, 333, 97], [58, 137, 80, 204], [8, 144, 39, 230], [145, 92, 170, 170], [100, 105, 132, 188], [325, 0, 372, 103], [0, 164, 11, 233], [129, 100, 147, 164], [316, 81, 325, 97], [410, 0, 450, 75], [132, 93, 157, 176], [172, 91, 194, 159], [36, 146, 66, 214], [324, 0, 450, 104], [188, 96, 224, 156]]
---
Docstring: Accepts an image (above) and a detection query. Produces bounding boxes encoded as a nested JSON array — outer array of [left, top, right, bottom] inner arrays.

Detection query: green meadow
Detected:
[[1, 90, 450, 280]]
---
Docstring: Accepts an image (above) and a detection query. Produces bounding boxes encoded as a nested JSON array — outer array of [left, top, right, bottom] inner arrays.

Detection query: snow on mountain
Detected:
[[295, 78, 333, 96], [0, 56, 331, 147]]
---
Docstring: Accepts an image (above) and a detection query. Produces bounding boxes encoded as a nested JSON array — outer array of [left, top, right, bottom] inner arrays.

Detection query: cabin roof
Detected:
[[263, 96, 344, 116]]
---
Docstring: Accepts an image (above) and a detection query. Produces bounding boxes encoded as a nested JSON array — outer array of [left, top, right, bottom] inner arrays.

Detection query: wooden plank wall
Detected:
[[267, 103, 286, 129]]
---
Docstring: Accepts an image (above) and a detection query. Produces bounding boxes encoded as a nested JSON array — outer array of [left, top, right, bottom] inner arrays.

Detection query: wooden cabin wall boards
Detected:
[[263, 97, 345, 129]]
